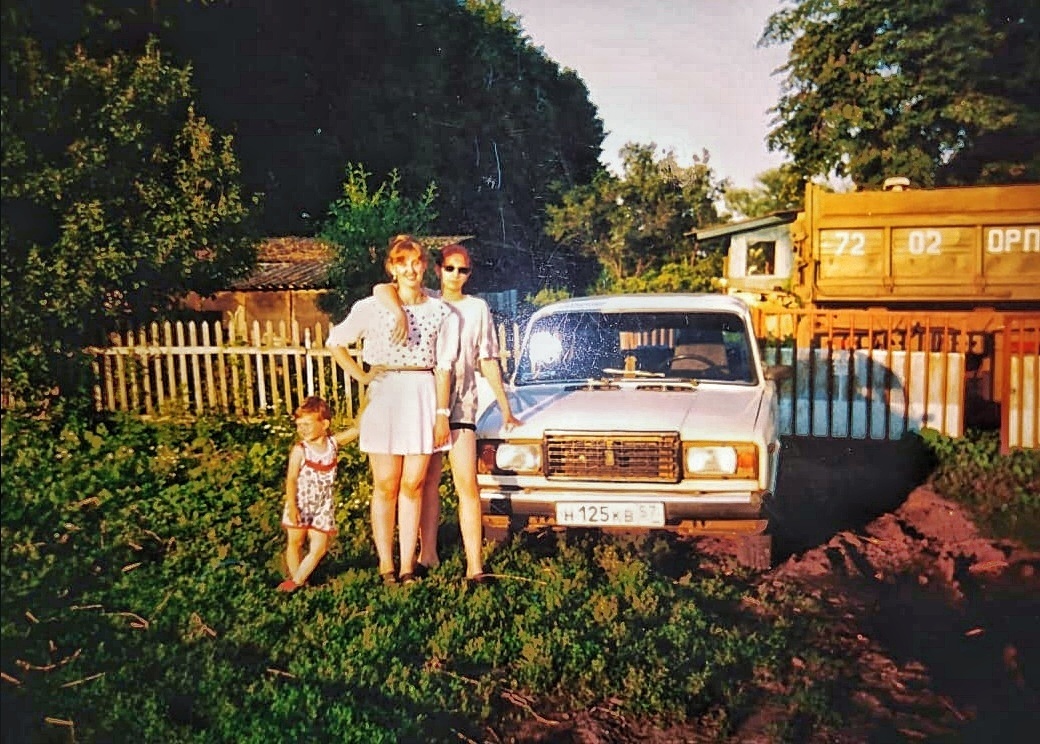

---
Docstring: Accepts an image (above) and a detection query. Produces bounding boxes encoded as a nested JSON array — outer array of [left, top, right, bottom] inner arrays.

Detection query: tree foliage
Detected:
[[1, 32, 256, 400], [524, 285, 573, 309], [545, 144, 725, 291], [723, 165, 804, 220], [605, 253, 724, 295], [762, 0, 1040, 187], [2, 0, 606, 300], [318, 164, 438, 318]]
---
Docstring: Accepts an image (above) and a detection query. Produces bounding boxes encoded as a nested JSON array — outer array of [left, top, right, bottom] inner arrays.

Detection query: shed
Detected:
[[691, 211, 800, 297], [181, 235, 473, 334]]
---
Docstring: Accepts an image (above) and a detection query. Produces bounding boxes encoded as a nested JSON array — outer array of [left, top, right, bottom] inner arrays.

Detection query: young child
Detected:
[[277, 396, 359, 592]]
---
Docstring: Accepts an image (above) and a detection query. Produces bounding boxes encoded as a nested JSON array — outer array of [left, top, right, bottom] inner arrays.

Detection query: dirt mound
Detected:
[[775, 484, 1036, 593], [760, 485, 1040, 743]]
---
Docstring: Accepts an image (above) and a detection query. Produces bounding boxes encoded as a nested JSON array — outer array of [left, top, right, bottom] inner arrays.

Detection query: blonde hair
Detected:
[[384, 234, 427, 276]]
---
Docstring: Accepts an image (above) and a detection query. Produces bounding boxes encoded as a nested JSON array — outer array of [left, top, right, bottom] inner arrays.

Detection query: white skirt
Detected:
[[359, 371, 447, 455]]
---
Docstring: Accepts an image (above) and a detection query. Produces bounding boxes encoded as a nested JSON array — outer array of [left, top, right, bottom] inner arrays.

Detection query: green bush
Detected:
[[919, 428, 1040, 548]]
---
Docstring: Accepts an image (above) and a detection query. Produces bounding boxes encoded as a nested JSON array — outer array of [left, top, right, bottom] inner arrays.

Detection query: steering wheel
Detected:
[[666, 353, 725, 375]]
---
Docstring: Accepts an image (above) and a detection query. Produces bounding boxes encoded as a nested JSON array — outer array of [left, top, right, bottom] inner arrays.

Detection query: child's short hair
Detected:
[[295, 396, 332, 421]]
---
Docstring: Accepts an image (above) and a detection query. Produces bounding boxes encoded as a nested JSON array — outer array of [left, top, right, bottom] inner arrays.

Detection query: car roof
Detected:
[[531, 293, 753, 319]]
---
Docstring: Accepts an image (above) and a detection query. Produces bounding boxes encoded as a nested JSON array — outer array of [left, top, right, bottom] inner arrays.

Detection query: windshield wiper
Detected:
[[601, 367, 665, 378]]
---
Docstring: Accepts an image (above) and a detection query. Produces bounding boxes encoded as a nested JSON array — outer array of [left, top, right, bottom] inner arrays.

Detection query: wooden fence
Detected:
[[85, 318, 522, 421], [82, 310, 1039, 449], [1002, 316, 1040, 451]]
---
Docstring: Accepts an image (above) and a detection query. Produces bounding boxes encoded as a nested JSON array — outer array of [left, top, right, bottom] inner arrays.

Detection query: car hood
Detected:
[[478, 383, 767, 441]]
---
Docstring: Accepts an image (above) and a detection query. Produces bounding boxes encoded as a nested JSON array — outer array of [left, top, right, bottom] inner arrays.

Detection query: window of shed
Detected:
[[747, 240, 776, 275]]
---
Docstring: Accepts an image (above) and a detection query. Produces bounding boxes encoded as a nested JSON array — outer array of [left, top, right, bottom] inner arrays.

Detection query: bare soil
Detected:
[[494, 438, 1040, 743]]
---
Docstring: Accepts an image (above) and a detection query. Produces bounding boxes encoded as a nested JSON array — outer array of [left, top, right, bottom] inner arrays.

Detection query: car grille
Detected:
[[544, 432, 681, 482]]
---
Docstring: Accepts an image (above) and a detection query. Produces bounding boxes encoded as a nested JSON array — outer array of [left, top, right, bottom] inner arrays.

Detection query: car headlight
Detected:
[[477, 440, 542, 475], [684, 443, 758, 478]]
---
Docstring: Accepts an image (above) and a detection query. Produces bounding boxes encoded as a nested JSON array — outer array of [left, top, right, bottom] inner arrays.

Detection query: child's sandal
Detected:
[[276, 578, 300, 592]]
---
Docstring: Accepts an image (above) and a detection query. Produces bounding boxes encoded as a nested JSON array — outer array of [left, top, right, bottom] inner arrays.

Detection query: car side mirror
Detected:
[[763, 364, 793, 383]]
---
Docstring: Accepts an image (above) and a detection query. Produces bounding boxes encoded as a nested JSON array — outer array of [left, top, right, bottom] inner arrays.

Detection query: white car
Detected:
[[476, 293, 788, 568]]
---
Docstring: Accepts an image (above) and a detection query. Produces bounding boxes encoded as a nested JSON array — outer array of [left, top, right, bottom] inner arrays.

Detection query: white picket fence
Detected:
[[85, 318, 520, 421]]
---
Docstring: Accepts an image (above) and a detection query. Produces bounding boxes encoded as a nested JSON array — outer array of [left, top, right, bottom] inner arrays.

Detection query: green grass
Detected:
[[0, 410, 876, 742]]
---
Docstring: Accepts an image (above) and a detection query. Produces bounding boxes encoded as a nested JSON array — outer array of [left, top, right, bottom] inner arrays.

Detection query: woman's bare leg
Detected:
[[397, 453, 431, 576], [418, 453, 444, 568], [368, 453, 403, 576], [448, 429, 484, 578]]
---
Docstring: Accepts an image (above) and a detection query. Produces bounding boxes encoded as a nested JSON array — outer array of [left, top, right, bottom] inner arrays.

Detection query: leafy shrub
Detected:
[[524, 286, 572, 308], [919, 428, 1040, 548]]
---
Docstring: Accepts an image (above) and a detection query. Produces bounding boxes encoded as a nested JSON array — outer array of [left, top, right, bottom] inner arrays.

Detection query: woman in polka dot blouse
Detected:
[[327, 235, 460, 585]]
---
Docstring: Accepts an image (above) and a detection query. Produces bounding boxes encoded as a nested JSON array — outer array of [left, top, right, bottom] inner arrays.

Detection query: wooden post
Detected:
[[202, 321, 217, 412], [187, 321, 203, 415], [252, 321, 267, 412], [91, 355, 104, 412], [314, 324, 329, 404], [292, 320, 305, 409], [138, 327, 153, 416], [215, 322, 230, 414], [150, 323, 164, 413], [113, 332, 129, 412]]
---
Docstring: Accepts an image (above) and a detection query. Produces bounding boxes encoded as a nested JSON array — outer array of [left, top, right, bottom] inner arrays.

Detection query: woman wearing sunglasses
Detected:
[[375, 243, 521, 584]]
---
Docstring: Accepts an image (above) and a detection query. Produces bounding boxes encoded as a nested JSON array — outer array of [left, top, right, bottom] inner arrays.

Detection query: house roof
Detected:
[[689, 211, 800, 242], [231, 235, 474, 291]]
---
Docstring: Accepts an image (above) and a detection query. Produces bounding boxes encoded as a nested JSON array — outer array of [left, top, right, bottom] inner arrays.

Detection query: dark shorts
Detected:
[[449, 422, 476, 431]]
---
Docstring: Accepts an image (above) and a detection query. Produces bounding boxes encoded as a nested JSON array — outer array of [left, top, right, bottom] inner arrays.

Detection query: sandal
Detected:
[[413, 563, 432, 580], [380, 570, 399, 586], [465, 573, 494, 586], [399, 572, 418, 585], [276, 578, 300, 592]]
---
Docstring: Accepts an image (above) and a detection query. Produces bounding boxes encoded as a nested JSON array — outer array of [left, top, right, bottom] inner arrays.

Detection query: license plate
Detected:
[[555, 502, 665, 527]]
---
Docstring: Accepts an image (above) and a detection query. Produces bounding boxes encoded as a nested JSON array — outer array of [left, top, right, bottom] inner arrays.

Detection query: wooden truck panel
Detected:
[[794, 183, 1040, 305]]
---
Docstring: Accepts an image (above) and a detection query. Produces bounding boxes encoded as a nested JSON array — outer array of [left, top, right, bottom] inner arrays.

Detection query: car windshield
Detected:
[[513, 310, 757, 385]]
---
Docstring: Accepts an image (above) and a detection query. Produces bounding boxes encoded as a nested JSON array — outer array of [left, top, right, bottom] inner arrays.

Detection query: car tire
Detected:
[[737, 533, 773, 571]]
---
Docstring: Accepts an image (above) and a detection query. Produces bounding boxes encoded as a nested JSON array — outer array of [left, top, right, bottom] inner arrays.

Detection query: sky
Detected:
[[502, 0, 791, 189]]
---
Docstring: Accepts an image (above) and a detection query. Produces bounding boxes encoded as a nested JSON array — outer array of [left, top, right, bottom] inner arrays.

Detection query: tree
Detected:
[[607, 254, 724, 295], [1, 34, 257, 402], [762, 0, 1040, 187], [318, 164, 438, 319], [4, 0, 606, 302], [545, 143, 725, 291], [723, 165, 804, 220]]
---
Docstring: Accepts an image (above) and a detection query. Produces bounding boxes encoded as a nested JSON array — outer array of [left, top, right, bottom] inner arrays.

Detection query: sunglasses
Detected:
[[441, 265, 471, 275]]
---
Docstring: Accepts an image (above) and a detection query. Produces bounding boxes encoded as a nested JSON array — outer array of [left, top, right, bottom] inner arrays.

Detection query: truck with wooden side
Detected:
[[700, 179, 1040, 433], [789, 180, 1039, 309]]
